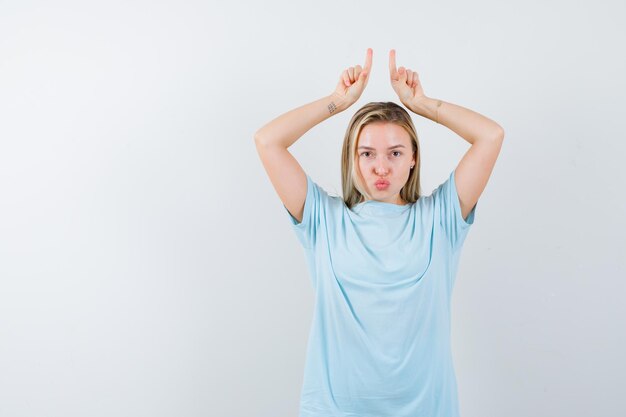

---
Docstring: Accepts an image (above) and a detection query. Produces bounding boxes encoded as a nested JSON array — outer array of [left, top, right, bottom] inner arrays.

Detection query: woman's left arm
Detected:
[[389, 49, 505, 221], [412, 97, 505, 221], [408, 97, 504, 145]]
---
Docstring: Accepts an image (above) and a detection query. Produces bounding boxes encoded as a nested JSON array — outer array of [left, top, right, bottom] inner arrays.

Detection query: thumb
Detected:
[[357, 70, 368, 86], [397, 67, 407, 82]]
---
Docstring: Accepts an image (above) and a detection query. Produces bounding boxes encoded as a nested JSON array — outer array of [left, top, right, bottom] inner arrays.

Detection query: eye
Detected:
[[360, 151, 372, 157], [392, 151, 402, 157]]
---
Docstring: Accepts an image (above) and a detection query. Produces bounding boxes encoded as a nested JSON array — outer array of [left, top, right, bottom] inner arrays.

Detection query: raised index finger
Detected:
[[389, 49, 397, 77], [364, 48, 373, 71]]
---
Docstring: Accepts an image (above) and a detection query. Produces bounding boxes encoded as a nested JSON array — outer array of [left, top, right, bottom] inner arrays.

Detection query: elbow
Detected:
[[496, 124, 505, 140], [490, 125, 505, 142], [254, 131, 266, 146]]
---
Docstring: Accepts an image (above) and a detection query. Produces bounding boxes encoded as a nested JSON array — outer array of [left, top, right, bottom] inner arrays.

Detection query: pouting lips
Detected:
[[375, 181, 390, 190]]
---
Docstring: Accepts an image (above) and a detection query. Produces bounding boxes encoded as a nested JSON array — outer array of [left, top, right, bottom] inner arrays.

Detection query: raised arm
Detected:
[[389, 49, 505, 220], [254, 48, 373, 223]]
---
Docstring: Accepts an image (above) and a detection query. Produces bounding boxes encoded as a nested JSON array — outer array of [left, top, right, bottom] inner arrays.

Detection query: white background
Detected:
[[1, 1, 624, 416]]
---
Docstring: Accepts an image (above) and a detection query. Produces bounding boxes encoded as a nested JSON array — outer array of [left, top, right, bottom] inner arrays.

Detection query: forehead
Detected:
[[357, 122, 410, 148]]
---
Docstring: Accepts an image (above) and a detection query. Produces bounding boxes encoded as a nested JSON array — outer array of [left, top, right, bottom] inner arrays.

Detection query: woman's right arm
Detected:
[[254, 48, 373, 223], [254, 94, 349, 149], [253, 95, 349, 223]]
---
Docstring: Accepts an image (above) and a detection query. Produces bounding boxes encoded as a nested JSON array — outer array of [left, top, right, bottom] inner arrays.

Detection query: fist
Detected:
[[389, 49, 426, 107], [332, 48, 373, 106]]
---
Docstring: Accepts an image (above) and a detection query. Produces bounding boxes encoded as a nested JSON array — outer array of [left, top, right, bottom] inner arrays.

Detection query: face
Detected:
[[356, 122, 416, 205]]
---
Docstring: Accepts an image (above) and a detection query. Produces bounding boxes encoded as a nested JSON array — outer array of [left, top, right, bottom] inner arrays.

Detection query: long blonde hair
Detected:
[[341, 102, 422, 208]]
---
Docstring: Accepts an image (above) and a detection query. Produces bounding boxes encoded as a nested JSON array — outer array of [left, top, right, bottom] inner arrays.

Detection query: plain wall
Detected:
[[0, 0, 624, 416]]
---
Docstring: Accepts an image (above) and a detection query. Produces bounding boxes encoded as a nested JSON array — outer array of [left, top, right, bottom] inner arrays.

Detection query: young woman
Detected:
[[254, 48, 504, 417]]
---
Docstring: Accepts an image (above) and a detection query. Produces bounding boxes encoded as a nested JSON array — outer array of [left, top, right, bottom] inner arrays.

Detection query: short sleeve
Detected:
[[432, 168, 477, 250], [282, 173, 329, 249]]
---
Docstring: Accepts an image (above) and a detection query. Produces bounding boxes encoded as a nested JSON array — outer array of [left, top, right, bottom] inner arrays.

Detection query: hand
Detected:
[[389, 49, 427, 107], [332, 48, 372, 107]]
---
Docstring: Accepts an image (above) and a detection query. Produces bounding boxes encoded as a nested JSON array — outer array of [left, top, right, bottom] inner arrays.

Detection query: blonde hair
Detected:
[[341, 102, 422, 208]]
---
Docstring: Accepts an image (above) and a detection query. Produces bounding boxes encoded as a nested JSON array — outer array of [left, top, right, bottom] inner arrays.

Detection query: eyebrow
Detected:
[[357, 145, 406, 150]]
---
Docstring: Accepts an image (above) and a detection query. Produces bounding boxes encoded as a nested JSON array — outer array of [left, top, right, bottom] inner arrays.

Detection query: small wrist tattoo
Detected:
[[328, 101, 338, 114]]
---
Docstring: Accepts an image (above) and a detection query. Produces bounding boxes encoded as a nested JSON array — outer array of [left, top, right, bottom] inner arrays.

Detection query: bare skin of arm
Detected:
[[254, 49, 374, 222], [389, 49, 505, 220]]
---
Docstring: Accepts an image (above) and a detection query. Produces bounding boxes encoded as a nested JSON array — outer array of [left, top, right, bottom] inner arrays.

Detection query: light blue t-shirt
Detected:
[[283, 169, 477, 417]]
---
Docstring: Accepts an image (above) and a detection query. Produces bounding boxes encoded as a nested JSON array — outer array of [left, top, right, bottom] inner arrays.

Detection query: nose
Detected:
[[374, 158, 390, 176]]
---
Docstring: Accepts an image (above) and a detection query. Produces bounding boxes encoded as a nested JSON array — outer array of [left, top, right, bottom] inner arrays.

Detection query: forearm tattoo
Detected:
[[328, 101, 337, 114]]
